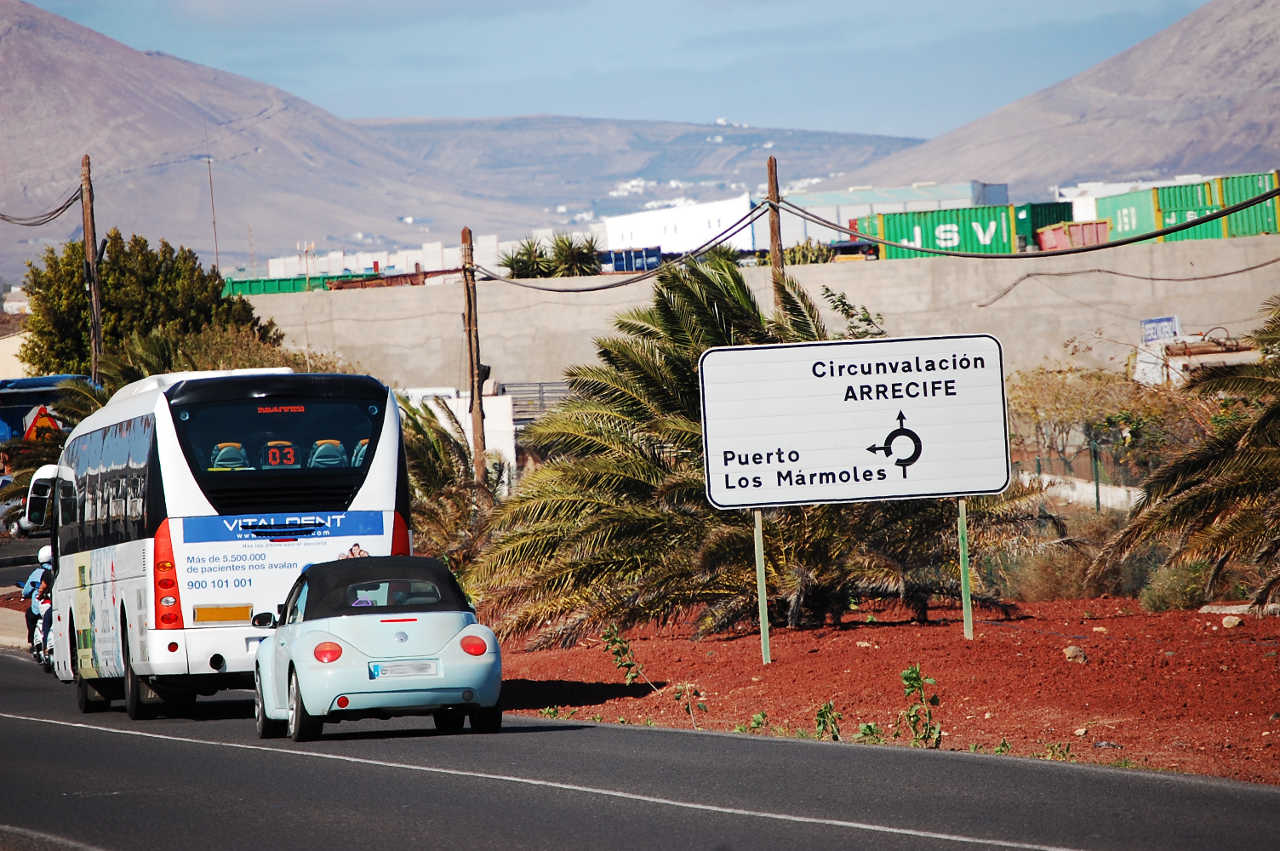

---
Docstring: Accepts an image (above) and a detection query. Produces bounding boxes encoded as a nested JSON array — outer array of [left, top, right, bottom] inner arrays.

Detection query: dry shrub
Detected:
[[1005, 506, 1157, 601], [1140, 561, 1209, 612]]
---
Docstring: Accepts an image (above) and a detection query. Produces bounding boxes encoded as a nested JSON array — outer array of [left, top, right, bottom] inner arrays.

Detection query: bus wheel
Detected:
[[287, 670, 322, 742], [70, 620, 107, 714], [255, 668, 285, 739], [123, 637, 153, 721]]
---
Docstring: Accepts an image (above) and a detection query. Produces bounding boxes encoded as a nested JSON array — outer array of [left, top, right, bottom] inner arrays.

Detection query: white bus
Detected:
[[25, 368, 411, 718]]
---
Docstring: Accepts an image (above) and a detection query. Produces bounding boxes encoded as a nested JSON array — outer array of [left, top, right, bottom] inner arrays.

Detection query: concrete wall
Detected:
[[247, 234, 1280, 389]]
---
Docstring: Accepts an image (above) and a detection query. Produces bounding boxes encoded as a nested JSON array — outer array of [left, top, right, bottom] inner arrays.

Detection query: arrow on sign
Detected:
[[867, 411, 923, 478]]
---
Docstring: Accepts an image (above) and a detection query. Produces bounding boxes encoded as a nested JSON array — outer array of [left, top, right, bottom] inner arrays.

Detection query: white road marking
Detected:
[[0, 824, 109, 850], [0, 713, 1080, 850]]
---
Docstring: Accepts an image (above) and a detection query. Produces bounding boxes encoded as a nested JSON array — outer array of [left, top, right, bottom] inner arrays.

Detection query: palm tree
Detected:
[[474, 258, 1041, 648], [1092, 294, 1280, 609], [398, 396, 505, 585], [549, 233, 600, 277], [498, 237, 552, 279]]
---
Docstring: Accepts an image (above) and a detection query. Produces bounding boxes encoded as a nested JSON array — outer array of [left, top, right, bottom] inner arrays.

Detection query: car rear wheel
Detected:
[[469, 706, 502, 733], [255, 668, 286, 738], [287, 669, 322, 742], [434, 707, 465, 733]]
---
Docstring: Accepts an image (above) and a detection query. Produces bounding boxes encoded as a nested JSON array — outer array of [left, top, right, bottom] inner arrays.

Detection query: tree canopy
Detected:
[[19, 229, 275, 375]]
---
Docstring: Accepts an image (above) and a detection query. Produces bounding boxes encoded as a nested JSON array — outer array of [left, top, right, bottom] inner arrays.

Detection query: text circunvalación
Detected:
[[811, 351, 987, 402]]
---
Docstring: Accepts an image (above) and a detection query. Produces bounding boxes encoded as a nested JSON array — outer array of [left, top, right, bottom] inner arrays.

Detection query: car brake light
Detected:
[[460, 635, 487, 656], [153, 519, 184, 630], [314, 642, 343, 663]]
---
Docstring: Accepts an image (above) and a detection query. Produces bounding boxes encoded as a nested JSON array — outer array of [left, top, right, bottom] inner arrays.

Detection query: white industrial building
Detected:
[[254, 180, 1009, 282], [602, 194, 756, 254]]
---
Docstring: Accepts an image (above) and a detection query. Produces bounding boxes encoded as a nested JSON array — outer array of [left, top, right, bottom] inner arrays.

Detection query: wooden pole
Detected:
[[80, 154, 103, 386], [767, 156, 784, 311], [461, 227, 487, 484]]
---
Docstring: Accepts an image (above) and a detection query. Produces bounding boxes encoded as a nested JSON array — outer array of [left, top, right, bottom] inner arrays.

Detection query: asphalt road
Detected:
[[1, 651, 1279, 850], [0, 536, 45, 589]]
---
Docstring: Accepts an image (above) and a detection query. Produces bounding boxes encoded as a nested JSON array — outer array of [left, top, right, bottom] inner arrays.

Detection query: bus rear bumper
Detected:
[[139, 626, 266, 677]]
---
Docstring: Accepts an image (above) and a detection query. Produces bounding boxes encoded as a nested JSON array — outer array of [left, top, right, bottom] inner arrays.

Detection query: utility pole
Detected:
[[461, 227, 487, 484], [80, 154, 103, 386], [206, 155, 220, 271], [767, 156, 784, 311]]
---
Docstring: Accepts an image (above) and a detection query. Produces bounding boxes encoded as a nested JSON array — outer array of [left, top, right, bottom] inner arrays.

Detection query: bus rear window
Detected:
[[169, 396, 386, 513]]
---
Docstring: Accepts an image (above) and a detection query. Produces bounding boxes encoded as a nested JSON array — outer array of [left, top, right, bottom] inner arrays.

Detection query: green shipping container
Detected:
[[1095, 190, 1160, 242], [1013, 202, 1073, 247], [1217, 172, 1278, 237], [1156, 182, 1214, 211], [875, 205, 1016, 259], [1162, 206, 1222, 242]]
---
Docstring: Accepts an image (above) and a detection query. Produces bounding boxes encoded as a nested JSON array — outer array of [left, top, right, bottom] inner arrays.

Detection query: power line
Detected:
[[0, 187, 83, 227]]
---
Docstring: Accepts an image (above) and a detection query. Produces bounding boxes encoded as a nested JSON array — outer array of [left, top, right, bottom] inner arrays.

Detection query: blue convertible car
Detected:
[[252, 556, 502, 741]]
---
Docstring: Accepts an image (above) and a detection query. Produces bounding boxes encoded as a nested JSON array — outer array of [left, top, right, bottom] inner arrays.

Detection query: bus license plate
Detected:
[[369, 660, 438, 679]]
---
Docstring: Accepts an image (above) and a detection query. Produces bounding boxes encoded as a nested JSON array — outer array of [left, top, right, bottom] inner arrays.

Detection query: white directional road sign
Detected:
[[699, 334, 1010, 509]]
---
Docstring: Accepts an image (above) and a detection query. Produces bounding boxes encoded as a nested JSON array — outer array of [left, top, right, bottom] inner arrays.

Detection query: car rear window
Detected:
[[304, 574, 471, 619]]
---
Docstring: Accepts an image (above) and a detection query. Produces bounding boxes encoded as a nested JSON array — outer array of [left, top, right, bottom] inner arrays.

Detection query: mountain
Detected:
[[0, 0, 541, 282], [818, 0, 1280, 199], [355, 116, 921, 217], [0, 0, 919, 282]]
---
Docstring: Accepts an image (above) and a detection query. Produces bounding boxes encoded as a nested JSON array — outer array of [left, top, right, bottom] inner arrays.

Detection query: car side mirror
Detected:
[[251, 612, 276, 629], [276, 603, 286, 618]]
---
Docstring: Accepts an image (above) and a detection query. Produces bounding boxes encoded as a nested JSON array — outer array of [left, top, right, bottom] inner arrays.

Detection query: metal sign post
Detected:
[[753, 509, 771, 664], [958, 497, 973, 640]]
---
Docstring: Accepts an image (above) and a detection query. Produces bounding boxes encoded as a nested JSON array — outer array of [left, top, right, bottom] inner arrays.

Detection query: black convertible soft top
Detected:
[[301, 556, 473, 620]]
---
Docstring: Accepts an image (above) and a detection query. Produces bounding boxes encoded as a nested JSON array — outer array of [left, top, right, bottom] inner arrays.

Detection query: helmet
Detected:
[[37, 544, 52, 566]]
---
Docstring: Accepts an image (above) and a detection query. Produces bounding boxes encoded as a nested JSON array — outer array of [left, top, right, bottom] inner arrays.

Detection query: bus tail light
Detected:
[[392, 512, 410, 556], [153, 519, 185, 630], [314, 642, 343, 663]]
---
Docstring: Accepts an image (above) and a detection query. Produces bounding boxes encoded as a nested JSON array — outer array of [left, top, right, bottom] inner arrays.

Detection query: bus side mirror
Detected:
[[25, 471, 56, 529], [251, 612, 276, 629]]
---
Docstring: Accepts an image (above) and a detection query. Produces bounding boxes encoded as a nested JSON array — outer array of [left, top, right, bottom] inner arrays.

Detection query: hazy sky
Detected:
[[30, 0, 1204, 138]]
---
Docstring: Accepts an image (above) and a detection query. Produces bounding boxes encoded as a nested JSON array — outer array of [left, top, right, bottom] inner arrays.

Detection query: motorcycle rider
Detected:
[[20, 545, 53, 650]]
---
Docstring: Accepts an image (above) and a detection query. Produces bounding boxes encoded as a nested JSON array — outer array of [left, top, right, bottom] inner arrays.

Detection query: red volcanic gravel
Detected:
[[498, 599, 1280, 785], [7, 590, 1277, 783]]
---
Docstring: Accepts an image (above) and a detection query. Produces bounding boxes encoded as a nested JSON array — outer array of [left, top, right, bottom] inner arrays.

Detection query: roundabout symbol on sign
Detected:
[[866, 410, 922, 478]]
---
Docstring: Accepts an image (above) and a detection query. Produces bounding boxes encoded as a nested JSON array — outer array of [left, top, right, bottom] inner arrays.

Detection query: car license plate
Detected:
[[369, 660, 439, 679]]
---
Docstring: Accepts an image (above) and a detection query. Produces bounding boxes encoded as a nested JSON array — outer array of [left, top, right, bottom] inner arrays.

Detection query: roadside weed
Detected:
[[894, 664, 943, 748], [1042, 742, 1073, 761], [815, 700, 843, 742], [854, 722, 885, 745], [748, 711, 768, 732], [539, 706, 575, 719], [674, 683, 708, 729], [994, 737, 1012, 755], [602, 624, 658, 691]]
